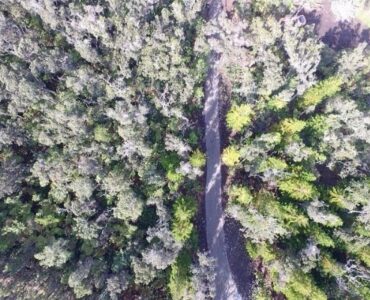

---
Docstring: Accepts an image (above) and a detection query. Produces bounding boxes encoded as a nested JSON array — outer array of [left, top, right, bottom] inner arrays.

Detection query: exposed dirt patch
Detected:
[[304, 0, 370, 49], [222, 0, 235, 13]]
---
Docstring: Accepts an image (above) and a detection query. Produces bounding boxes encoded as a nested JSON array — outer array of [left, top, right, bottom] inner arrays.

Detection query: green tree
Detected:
[[298, 76, 343, 108], [281, 271, 327, 300], [168, 251, 193, 300], [278, 118, 306, 136], [226, 104, 254, 132], [246, 241, 276, 263], [34, 239, 71, 268], [189, 149, 206, 168], [228, 185, 253, 206], [278, 179, 317, 201], [222, 146, 241, 167], [172, 197, 196, 242]]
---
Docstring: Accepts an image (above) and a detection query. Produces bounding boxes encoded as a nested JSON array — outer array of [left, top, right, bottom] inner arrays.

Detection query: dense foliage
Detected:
[[220, 2, 370, 300], [0, 0, 210, 298], [1, 0, 369, 299]]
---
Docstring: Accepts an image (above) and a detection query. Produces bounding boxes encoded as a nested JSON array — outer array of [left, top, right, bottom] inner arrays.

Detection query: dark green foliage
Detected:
[[171, 197, 196, 242], [168, 250, 193, 300], [0, 1, 206, 298]]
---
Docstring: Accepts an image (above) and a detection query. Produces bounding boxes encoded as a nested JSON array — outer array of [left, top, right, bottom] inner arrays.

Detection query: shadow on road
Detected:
[[224, 217, 254, 299]]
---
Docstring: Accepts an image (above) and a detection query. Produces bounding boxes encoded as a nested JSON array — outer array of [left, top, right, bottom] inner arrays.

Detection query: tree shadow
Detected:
[[360, 28, 370, 43], [224, 217, 254, 299], [322, 21, 366, 50], [302, 8, 370, 50], [302, 9, 322, 27]]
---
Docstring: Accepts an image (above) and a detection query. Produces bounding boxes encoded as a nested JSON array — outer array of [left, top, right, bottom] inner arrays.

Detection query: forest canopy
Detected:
[[0, 0, 369, 300]]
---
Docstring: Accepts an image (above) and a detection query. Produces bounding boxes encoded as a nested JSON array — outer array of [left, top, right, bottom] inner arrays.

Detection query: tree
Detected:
[[283, 15, 322, 95], [94, 125, 112, 143], [278, 118, 306, 136], [228, 185, 253, 206], [34, 239, 71, 268], [171, 197, 196, 242], [113, 192, 143, 222], [189, 149, 206, 168], [191, 252, 216, 300], [298, 76, 343, 109], [227, 205, 287, 243], [168, 251, 193, 300], [222, 146, 241, 167], [226, 104, 254, 133], [280, 271, 327, 300], [278, 179, 317, 201]]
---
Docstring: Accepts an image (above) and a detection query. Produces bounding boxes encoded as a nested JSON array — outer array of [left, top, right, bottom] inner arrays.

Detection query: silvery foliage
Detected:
[[142, 221, 182, 270], [337, 260, 370, 296], [331, 0, 363, 21], [165, 133, 191, 157], [34, 239, 71, 268], [337, 42, 369, 80], [105, 272, 129, 300], [323, 98, 370, 177], [207, 12, 256, 99], [0, 156, 27, 198], [299, 240, 320, 273], [283, 16, 322, 95], [307, 200, 343, 227], [113, 192, 143, 222], [67, 258, 94, 297], [337, 180, 370, 211], [227, 204, 288, 243], [240, 133, 282, 172], [191, 252, 216, 300], [284, 140, 315, 162], [131, 256, 157, 285], [177, 161, 203, 180], [73, 217, 101, 241], [357, 202, 370, 231], [107, 100, 152, 161], [335, 230, 369, 254]]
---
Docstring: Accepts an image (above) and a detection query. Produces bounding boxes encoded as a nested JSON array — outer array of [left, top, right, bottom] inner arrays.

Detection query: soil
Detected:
[[304, 0, 370, 49]]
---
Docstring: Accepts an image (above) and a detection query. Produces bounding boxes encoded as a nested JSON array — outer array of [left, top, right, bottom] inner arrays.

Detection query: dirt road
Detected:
[[203, 1, 244, 299]]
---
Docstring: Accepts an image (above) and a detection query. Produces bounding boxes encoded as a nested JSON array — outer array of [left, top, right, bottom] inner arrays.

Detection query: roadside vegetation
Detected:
[[220, 1, 370, 299]]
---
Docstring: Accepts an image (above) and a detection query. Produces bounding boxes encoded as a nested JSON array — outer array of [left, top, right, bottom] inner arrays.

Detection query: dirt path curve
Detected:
[[203, 1, 243, 299]]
